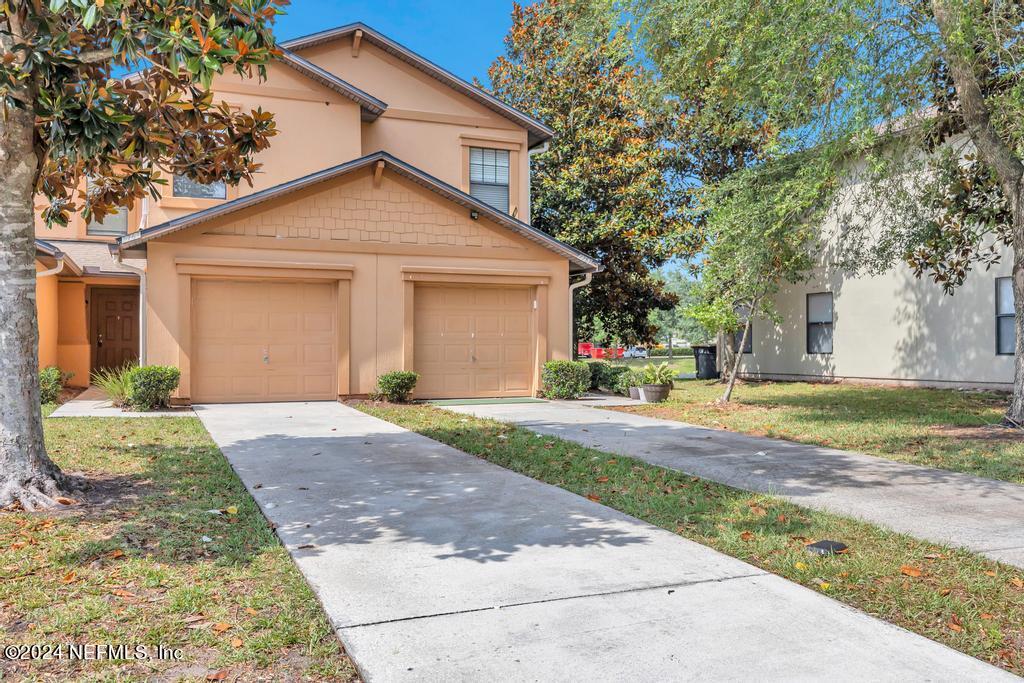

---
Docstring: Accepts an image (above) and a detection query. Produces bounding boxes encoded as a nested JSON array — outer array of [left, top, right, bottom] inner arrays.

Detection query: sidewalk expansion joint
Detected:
[[337, 572, 764, 631]]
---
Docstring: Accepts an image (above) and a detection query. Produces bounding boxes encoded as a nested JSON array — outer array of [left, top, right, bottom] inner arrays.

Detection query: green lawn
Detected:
[[359, 401, 1024, 675], [594, 356, 696, 375], [612, 380, 1024, 484], [1, 416, 357, 682]]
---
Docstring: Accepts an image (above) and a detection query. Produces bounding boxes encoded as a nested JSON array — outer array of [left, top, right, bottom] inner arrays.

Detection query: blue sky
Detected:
[[274, 1, 529, 86]]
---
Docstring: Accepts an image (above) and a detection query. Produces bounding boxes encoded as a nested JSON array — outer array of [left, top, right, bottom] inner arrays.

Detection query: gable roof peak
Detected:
[[280, 22, 554, 147]]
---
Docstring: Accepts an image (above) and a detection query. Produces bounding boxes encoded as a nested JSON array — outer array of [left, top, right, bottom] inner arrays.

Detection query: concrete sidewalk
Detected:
[[197, 401, 1009, 681], [49, 386, 194, 418], [445, 398, 1024, 568]]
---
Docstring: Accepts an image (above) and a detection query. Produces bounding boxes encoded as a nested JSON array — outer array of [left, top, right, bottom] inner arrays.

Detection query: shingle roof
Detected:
[[115, 151, 600, 273], [44, 239, 143, 278]]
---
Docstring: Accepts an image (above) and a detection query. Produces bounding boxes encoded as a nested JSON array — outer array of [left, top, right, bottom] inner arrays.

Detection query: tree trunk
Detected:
[[720, 319, 751, 403], [931, 0, 1024, 424], [0, 104, 71, 510], [1007, 191, 1024, 425], [667, 334, 673, 358]]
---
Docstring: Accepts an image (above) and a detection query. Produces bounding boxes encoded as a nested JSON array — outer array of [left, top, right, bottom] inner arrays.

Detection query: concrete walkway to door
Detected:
[[196, 401, 1009, 681], [444, 397, 1024, 568]]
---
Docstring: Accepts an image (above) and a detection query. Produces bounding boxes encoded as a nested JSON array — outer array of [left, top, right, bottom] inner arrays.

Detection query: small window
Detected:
[[807, 292, 834, 354], [173, 174, 227, 200], [85, 178, 129, 237], [731, 325, 753, 354], [997, 277, 1015, 355], [469, 147, 510, 213]]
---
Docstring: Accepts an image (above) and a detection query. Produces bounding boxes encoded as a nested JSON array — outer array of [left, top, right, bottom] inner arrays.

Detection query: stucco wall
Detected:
[[737, 157, 1015, 389], [35, 262, 59, 369], [144, 167, 570, 400]]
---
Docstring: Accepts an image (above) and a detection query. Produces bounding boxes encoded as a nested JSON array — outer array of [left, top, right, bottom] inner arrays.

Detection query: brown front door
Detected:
[[91, 287, 139, 373]]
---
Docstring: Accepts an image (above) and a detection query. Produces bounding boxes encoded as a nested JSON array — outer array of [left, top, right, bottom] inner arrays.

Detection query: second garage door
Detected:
[[192, 280, 338, 403], [414, 285, 535, 398]]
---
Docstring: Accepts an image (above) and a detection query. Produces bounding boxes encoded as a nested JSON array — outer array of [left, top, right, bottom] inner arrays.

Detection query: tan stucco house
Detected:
[[33, 22, 600, 402]]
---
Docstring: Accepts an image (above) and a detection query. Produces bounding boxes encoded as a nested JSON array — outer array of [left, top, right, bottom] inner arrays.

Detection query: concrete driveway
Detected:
[[445, 397, 1024, 569], [196, 402, 1010, 681]]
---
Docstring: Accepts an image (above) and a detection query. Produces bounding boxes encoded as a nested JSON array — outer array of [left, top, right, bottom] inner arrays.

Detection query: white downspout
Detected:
[[568, 272, 593, 358]]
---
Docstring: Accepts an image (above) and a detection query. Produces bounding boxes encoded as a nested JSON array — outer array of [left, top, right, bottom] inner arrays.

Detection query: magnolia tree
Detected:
[[0, 0, 284, 509]]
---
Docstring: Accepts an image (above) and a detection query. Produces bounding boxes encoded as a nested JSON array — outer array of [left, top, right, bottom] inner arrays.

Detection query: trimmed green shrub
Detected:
[[39, 366, 71, 404], [125, 365, 180, 411], [587, 361, 632, 391], [373, 371, 419, 402], [614, 368, 643, 396], [649, 346, 695, 357], [92, 365, 133, 407], [541, 360, 590, 399]]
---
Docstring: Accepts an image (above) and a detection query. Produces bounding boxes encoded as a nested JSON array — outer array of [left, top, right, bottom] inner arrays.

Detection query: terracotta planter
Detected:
[[639, 383, 671, 403], [628, 386, 641, 400]]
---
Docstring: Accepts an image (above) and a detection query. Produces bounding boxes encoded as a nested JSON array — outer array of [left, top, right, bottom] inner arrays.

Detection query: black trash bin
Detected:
[[693, 345, 720, 380]]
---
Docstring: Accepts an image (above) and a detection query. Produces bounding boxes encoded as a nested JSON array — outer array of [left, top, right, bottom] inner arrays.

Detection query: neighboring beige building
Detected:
[[732, 159, 1014, 390], [34, 22, 599, 402]]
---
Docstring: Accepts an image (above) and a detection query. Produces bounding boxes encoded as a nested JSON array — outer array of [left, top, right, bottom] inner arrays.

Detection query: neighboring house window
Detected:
[[997, 277, 1015, 355], [173, 174, 227, 200], [469, 147, 510, 213], [731, 325, 753, 354], [807, 292, 834, 354], [85, 178, 129, 237]]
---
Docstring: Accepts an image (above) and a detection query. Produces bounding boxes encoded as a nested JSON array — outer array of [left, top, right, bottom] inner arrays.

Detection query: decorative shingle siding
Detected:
[[204, 172, 525, 251]]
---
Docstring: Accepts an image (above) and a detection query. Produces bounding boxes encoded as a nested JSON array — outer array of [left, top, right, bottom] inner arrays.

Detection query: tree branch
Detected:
[[76, 47, 114, 64], [931, 0, 1024, 196]]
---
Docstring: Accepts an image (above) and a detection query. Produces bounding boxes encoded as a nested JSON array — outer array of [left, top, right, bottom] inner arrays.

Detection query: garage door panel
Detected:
[[414, 284, 536, 399], [192, 280, 338, 403]]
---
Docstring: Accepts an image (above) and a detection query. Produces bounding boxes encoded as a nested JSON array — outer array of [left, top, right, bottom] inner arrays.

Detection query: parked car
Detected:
[[623, 346, 648, 359]]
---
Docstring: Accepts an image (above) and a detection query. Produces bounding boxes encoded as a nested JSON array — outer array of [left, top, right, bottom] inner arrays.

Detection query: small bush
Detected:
[[373, 371, 419, 402], [125, 365, 180, 411], [541, 360, 590, 399], [649, 346, 695, 357], [92, 365, 133, 407], [614, 368, 643, 396], [587, 361, 611, 390], [39, 366, 71, 404]]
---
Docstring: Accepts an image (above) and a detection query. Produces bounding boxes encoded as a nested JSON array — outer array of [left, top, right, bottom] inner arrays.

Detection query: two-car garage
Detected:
[[120, 154, 598, 404]]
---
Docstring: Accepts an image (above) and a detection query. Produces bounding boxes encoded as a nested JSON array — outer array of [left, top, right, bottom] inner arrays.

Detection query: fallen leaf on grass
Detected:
[[226, 506, 238, 515], [739, 531, 755, 542], [938, 588, 951, 596], [776, 514, 787, 523], [947, 614, 963, 633], [586, 494, 601, 502], [749, 505, 767, 517], [211, 622, 231, 634], [980, 613, 995, 620], [183, 615, 207, 624], [1010, 577, 1023, 589], [206, 671, 228, 681], [244, 607, 258, 616], [111, 589, 136, 598], [818, 582, 831, 590], [230, 637, 243, 648], [984, 570, 997, 577], [108, 549, 124, 559], [596, 476, 609, 483], [794, 562, 808, 571], [61, 571, 76, 584], [900, 565, 922, 578], [54, 497, 76, 506]]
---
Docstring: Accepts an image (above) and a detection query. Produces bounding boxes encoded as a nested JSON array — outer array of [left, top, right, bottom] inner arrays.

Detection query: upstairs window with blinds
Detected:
[[173, 174, 227, 200], [469, 147, 510, 213], [997, 277, 1015, 355], [85, 178, 129, 237]]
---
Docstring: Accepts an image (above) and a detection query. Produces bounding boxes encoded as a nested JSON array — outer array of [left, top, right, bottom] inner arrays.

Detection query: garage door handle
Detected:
[[262, 349, 270, 364]]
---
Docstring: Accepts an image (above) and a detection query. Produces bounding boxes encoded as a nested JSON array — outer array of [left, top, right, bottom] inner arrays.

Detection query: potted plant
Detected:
[[639, 362, 674, 403]]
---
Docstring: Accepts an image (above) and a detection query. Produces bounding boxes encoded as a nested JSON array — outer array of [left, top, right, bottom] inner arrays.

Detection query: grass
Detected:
[[599, 356, 696, 376], [1, 415, 358, 682], [358, 401, 1024, 675], [612, 380, 1024, 484]]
